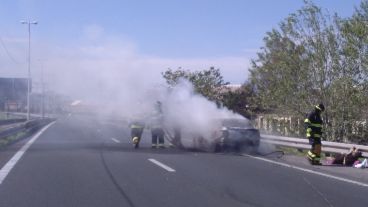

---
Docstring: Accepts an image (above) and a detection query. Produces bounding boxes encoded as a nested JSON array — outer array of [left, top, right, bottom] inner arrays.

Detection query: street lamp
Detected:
[[20, 20, 38, 120], [38, 59, 45, 118]]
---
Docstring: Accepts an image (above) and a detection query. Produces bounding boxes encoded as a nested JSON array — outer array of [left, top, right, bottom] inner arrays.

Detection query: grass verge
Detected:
[[0, 130, 28, 148]]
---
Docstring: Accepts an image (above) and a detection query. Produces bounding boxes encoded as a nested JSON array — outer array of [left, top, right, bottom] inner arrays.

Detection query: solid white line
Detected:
[[148, 158, 176, 172], [111, 138, 120, 143], [0, 121, 56, 185], [243, 154, 368, 188]]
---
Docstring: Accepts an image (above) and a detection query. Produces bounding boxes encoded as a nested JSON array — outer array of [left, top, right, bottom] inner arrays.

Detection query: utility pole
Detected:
[[21, 20, 38, 121]]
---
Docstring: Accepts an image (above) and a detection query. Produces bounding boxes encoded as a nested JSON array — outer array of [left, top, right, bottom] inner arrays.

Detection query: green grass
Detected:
[[0, 131, 27, 148], [0, 113, 8, 120]]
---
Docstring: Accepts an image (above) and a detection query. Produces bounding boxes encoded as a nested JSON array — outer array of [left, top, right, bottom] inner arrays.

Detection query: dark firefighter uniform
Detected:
[[304, 104, 325, 165], [151, 101, 165, 148], [150, 113, 165, 148], [130, 120, 145, 149]]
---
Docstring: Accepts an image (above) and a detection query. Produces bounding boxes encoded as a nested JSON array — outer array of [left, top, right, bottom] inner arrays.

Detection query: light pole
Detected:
[[38, 59, 45, 118], [21, 20, 38, 120]]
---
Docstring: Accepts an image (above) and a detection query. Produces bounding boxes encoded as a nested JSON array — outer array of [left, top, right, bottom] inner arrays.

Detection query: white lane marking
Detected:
[[148, 159, 176, 172], [0, 121, 56, 185], [243, 154, 368, 188], [111, 138, 120, 143]]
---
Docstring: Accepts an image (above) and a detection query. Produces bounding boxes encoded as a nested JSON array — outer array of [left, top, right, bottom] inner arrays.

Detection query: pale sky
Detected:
[[0, 0, 363, 97]]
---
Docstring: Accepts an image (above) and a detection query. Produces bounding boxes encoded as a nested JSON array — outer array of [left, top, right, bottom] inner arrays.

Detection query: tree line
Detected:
[[162, 0, 368, 144]]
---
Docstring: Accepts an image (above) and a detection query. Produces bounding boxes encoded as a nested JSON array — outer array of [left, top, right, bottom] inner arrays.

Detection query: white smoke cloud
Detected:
[[0, 24, 256, 150], [0, 24, 251, 117], [162, 79, 246, 149]]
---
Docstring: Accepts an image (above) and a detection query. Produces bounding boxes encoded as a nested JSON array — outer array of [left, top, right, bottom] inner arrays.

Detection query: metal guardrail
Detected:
[[1, 112, 57, 119], [261, 134, 368, 157], [0, 119, 27, 126]]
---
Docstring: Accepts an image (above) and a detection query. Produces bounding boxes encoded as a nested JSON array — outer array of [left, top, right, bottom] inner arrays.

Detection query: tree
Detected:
[[221, 82, 260, 119], [248, 0, 368, 142], [250, 1, 339, 115], [162, 67, 229, 104], [337, 0, 368, 142]]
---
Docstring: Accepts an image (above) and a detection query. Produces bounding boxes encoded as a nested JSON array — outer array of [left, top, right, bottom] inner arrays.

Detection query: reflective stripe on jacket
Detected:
[[130, 121, 145, 129], [150, 113, 164, 129], [304, 109, 323, 138]]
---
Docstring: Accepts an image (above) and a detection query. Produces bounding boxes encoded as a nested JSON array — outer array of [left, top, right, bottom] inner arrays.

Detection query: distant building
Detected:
[[0, 77, 30, 111]]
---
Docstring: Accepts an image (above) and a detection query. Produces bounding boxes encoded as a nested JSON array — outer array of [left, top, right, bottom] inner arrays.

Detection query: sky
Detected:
[[0, 0, 363, 98]]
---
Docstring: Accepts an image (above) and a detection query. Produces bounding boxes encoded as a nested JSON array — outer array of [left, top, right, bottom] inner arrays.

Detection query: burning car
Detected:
[[212, 118, 260, 153], [166, 117, 260, 153]]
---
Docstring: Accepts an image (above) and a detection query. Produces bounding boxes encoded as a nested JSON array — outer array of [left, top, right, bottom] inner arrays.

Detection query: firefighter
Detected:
[[304, 103, 325, 165], [129, 117, 145, 149], [150, 101, 165, 148]]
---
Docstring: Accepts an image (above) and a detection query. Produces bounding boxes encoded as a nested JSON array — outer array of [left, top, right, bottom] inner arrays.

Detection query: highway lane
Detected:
[[0, 115, 367, 207]]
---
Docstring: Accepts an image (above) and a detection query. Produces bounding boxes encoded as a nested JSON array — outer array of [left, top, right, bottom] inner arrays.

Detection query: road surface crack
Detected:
[[99, 142, 136, 207], [303, 177, 334, 207]]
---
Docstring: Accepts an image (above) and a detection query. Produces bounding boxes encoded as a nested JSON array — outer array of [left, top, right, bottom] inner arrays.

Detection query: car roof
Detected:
[[221, 118, 253, 128]]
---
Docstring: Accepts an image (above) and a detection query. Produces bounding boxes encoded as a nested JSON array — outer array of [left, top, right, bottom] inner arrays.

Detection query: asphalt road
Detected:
[[0, 115, 367, 207]]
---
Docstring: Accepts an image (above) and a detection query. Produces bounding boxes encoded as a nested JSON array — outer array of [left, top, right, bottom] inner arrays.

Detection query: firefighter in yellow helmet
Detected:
[[129, 116, 145, 149], [304, 103, 325, 165]]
